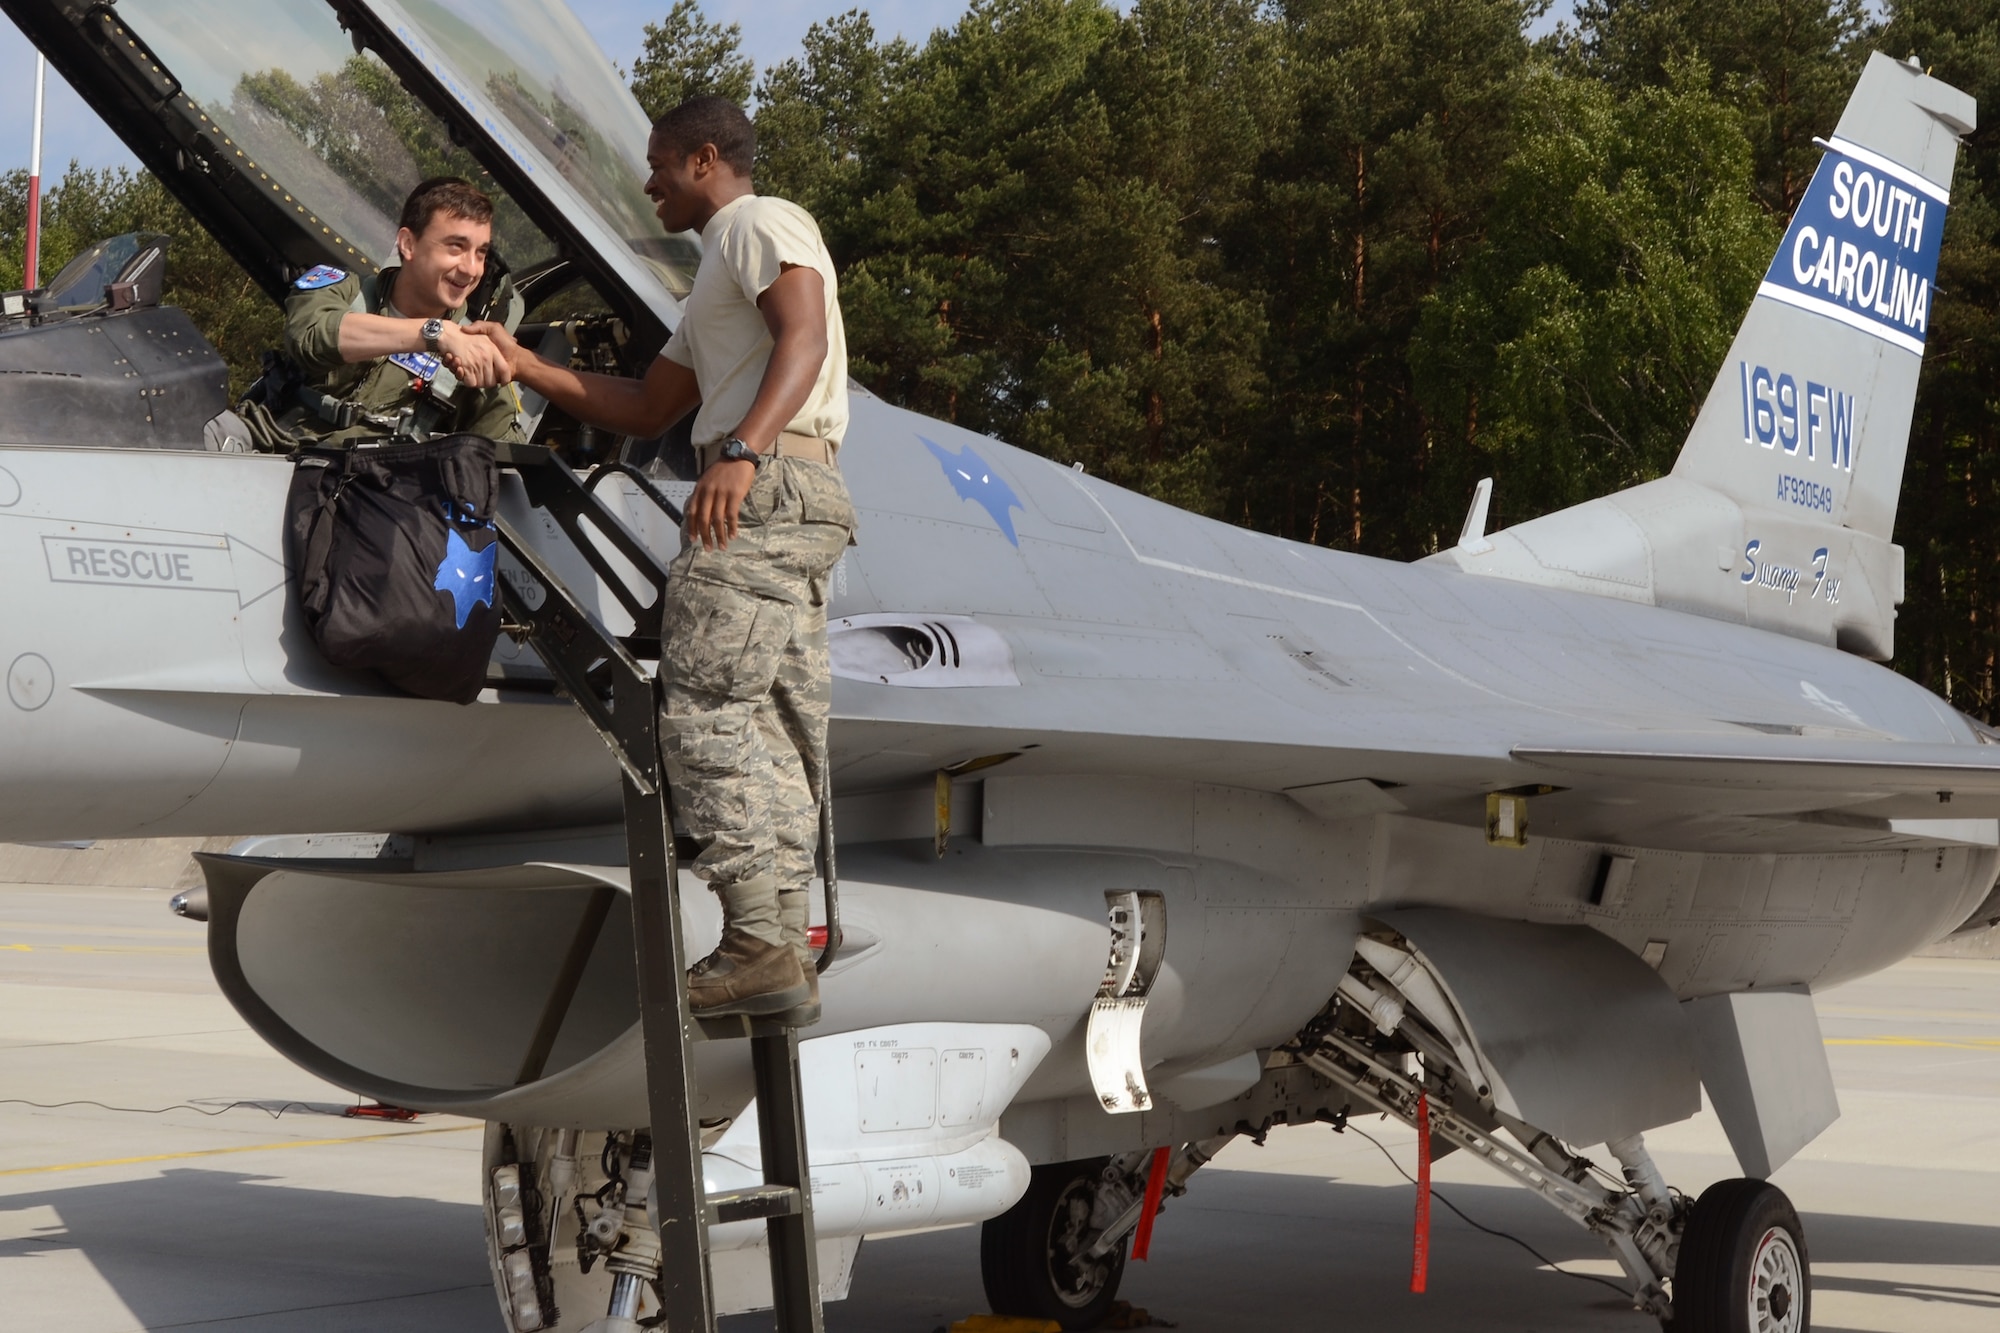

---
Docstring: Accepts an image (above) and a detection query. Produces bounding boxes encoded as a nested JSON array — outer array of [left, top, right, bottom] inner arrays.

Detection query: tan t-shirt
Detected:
[[663, 193, 849, 449]]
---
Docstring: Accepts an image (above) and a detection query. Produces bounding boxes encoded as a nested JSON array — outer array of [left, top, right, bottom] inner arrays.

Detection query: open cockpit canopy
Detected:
[[2, 0, 693, 349]]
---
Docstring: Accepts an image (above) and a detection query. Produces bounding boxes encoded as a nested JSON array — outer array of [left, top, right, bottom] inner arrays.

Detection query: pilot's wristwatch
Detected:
[[420, 318, 444, 353], [717, 436, 764, 467]]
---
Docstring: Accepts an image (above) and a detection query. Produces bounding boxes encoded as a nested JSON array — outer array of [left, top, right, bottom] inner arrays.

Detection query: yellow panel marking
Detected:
[[0, 1124, 476, 1178]]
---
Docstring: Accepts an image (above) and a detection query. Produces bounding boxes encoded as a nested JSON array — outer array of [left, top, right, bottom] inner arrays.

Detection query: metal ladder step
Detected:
[[711, 1184, 805, 1225], [490, 443, 823, 1333]]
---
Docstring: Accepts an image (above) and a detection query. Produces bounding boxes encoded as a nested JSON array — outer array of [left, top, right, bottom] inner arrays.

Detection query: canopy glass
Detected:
[[117, 0, 551, 272], [111, 0, 695, 319], [361, 0, 698, 306]]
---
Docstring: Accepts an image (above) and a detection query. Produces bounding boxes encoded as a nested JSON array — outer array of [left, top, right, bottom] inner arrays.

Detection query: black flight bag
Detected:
[[284, 433, 503, 705]]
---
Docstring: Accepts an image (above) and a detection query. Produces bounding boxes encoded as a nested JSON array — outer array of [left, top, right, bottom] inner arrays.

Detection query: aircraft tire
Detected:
[[979, 1157, 1126, 1330], [1665, 1177, 1809, 1333]]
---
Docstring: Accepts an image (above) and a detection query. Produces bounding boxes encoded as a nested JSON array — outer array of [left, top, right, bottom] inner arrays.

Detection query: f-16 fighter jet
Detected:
[[0, 3, 1988, 1332]]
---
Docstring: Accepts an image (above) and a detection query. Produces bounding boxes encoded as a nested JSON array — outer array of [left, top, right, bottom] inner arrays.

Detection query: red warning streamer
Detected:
[[1412, 1090, 1432, 1293], [1130, 1145, 1172, 1261]]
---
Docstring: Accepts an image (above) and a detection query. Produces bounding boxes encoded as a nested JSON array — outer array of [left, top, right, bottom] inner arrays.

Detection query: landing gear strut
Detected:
[[1296, 933, 1814, 1328]]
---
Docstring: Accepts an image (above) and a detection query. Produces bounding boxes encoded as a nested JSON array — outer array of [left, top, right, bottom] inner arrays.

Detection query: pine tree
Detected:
[[630, 0, 756, 118], [1242, 0, 1539, 552], [756, 11, 914, 226], [1410, 65, 1778, 524], [1564, 0, 1871, 214]]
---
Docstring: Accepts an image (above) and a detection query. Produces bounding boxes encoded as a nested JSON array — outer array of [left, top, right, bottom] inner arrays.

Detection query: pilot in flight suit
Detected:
[[280, 176, 525, 448]]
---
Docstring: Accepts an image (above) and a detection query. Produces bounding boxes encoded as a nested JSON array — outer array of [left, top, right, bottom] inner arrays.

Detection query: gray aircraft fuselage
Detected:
[[0, 10, 1988, 1321], [1, 383, 1988, 1029]]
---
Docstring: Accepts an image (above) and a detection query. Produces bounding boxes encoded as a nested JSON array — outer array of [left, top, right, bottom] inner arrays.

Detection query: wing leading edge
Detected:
[[1517, 734, 2000, 812]]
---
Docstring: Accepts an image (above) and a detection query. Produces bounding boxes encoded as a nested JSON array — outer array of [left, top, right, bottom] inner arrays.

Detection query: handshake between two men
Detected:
[[428, 320, 534, 393], [428, 316, 761, 556], [296, 160, 837, 558], [408, 102, 855, 1025]]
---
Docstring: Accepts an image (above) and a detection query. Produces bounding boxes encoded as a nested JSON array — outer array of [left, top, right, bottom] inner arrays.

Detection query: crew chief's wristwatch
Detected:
[[716, 436, 764, 467], [420, 317, 444, 353]]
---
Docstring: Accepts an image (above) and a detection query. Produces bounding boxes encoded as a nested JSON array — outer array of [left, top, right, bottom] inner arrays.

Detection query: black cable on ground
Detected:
[[0, 1098, 350, 1119], [1344, 1122, 1637, 1301]]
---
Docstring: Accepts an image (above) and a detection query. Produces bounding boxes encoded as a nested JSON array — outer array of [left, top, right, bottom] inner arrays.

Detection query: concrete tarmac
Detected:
[[1, 876, 1995, 1332]]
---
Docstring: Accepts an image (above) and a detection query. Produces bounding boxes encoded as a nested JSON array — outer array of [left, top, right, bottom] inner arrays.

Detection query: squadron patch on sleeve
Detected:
[[292, 265, 348, 291]]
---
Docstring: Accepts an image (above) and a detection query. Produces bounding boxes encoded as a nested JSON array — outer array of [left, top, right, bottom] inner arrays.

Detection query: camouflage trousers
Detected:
[[659, 457, 855, 949]]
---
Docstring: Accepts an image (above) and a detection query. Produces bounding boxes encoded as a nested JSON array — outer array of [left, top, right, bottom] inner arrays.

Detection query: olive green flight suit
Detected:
[[283, 266, 525, 447]]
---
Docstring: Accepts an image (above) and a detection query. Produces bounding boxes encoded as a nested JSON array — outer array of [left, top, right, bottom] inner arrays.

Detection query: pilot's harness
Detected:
[[297, 267, 522, 441]]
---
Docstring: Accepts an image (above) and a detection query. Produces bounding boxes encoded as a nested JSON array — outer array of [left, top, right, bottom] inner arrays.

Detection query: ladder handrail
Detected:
[[494, 512, 655, 791], [508, 454, 844, 979], [585, 459, 687, 527], [507, 448, 670, 642]]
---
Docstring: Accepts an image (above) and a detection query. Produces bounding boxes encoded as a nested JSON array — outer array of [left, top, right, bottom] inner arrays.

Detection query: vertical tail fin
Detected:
[[1673, 52, 1975, 541], [1441, 54, 1975, 662]]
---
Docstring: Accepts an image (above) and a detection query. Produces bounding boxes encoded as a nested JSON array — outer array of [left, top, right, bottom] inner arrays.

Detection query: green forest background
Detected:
[[1, 0, 1997, 719]]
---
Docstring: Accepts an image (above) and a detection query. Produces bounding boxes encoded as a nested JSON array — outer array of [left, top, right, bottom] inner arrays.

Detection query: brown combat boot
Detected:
[[777, 970, 822, 1027], [775, 889, 822, 1027], [687, 929, 811, 1018]]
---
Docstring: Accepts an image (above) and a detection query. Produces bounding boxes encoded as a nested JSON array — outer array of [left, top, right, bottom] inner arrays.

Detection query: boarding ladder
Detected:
[[490, 442, 828, 1333]]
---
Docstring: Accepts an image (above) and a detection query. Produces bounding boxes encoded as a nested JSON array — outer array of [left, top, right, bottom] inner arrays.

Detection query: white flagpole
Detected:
[[26, 51, 46, 289]]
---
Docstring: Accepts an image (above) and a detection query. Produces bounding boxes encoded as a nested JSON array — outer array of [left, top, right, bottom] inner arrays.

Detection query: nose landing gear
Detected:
[[980, 1158, 1129, 1331]]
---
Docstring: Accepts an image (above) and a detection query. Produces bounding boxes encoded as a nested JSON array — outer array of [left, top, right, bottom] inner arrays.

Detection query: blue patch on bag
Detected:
[[434, 527, 497, 629], [388, 350, 442, 383], [292, 264, 348, 291]]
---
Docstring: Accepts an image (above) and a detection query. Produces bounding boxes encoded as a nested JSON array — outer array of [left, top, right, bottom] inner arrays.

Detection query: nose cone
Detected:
[[169, 886, 209, 922]]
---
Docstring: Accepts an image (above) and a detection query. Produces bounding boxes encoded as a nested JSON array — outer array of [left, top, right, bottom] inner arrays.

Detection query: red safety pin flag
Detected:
[[1130, 1145, 1172, 1261], [1412, 1090, 1433, 1293]]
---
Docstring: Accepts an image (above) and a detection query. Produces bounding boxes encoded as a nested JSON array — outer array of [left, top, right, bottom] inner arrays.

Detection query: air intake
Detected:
[[829, 614, 1019, 687]]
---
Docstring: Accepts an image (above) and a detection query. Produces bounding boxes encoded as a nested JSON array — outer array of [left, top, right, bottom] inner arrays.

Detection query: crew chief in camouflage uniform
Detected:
[[284, 177, 520, 446], [475, 97, 856, 1022]]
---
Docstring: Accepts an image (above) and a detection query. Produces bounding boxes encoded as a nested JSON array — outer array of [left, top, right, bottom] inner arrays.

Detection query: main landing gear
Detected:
[[980, 1139, 1231, 1332], [1669, 1178, 1809, 1333], [1297, 932, 1813, 1330]]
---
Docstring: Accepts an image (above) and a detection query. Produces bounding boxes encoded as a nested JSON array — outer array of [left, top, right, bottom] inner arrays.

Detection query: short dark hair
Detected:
[[399, 177, 494, 237], [652, 95, 755, 175]]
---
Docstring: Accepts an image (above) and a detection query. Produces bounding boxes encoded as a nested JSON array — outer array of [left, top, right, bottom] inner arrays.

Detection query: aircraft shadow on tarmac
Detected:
[[1803, 1212, 2000, 1317], [762, 1167, 2000, 1332], [0, 1167, 494, 1332], [1, 1161, 1995, 1331]]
